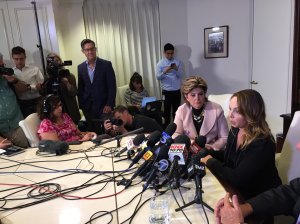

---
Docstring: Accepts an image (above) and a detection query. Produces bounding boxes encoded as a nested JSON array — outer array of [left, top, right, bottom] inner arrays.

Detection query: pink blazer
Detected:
[[173, 102, 229, 150]]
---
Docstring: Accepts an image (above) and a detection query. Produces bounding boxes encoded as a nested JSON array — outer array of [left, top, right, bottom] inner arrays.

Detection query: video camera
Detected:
[[0, 66, 14, 76], [46, 56, 72, 78]]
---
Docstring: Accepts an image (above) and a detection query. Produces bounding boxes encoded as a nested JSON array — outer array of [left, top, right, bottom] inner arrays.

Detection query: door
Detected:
[[251, 0, 293, 135]]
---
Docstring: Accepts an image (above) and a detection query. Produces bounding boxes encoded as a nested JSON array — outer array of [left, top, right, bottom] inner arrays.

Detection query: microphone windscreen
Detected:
[[174, 134, 191, 148], [147, 130, 162, 147], [133, 134, 145, 146], [155, 144, 170, 160], [195, 136, 207, 148], [38, 140, 69, 155], [92, 134, 111, 144], [165, 123, 177, 136]]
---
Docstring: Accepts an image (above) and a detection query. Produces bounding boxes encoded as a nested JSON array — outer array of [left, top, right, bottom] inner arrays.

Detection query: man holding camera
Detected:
[[103, 106, 162, 136], [0, 52, 29, 148], [12, 46, 44, 117], [156, 43, 183, 128]]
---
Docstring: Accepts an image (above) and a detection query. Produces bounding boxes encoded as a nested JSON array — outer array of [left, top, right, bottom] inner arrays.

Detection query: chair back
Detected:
[[208, 94, 232, 126], [18, 113, 41, 147], [277, 111, 300, 184], [116, 85, 128, 106]]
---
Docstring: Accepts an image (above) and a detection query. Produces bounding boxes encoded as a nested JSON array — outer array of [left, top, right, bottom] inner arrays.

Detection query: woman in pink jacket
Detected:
[[173, 76, 228, 150]]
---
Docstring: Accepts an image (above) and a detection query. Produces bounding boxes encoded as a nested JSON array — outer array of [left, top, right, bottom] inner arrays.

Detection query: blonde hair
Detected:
[[46, 52, 62, 64], [232, 89, 273, 148], [181, 76, 208, 104]]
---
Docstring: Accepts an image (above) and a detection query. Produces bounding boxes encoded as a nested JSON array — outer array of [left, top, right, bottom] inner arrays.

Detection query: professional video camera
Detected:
[[46, 56, 72, 78], [44, 57, 72, 95], [0, 66, 14, 76]]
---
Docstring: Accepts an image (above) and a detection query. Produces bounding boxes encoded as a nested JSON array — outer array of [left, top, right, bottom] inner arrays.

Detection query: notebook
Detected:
[[141, 97, 157, 108]]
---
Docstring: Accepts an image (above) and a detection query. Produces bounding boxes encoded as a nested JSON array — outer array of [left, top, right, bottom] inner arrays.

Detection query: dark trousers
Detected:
[[82, 110, 107, 135], [162, 89, 181, 127], [18, 97, 42, 118]]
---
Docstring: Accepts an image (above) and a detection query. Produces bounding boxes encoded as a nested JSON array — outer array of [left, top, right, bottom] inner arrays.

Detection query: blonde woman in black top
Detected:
[[201, 89, 281, 200]]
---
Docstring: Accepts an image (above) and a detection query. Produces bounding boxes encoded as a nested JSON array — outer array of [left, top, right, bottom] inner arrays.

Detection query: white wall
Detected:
[[159, 0, 252, 95], [158, 0, 189, 79]]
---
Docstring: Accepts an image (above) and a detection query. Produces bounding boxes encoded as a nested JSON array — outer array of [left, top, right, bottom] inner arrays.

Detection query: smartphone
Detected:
[[170, 63, 176, 67], [2, 146, 25, 157]]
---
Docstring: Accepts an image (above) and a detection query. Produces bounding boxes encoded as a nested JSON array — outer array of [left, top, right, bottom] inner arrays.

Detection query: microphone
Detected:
[[160, 123, 177, 145], [115, 134, 145, 157], [92, 133, 112, 144], [128, 130, 161, 168], [142, 144, 170, 192], [187, 157, 206, 201], [187, 158, 206, 179], [168, 135, 191, 184], [38, 140, 69, 155], [168, 135, 190, 166], [192, 148, 210, 162], [190, 135, 207, 155]]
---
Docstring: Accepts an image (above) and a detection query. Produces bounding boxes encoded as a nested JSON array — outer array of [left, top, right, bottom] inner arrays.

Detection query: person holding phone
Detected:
[[156, 43, 183, 128]]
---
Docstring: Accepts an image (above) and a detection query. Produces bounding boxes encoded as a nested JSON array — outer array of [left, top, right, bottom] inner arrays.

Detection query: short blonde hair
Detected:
[[46, 52, 62, 64], [181, 76, 207, 103]]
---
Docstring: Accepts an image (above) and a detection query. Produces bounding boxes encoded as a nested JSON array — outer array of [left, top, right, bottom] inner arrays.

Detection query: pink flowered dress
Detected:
[[38, 113, 81, 142]]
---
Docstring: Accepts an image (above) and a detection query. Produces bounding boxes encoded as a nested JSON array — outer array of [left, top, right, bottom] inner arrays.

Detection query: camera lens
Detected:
[[110, 118, 123, 126]]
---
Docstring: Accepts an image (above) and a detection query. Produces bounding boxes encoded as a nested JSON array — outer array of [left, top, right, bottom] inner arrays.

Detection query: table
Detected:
[[0, 137, 225, 224]]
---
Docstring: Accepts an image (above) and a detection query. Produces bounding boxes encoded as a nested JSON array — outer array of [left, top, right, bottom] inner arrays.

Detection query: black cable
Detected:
[[168, 182, 192, 224]]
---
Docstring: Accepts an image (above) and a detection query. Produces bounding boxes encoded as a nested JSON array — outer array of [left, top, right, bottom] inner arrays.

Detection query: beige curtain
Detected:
[[83, 0, 161, 99]]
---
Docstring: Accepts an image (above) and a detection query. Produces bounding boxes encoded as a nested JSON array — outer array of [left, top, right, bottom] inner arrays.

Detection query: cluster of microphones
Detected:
[[116, 123, 211, 192]]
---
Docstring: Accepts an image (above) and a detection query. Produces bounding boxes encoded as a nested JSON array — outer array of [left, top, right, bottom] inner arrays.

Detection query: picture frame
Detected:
[[204, 25, 229, 58]]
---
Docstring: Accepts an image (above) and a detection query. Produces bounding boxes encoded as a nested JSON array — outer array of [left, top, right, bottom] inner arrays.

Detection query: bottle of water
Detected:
[[149, 197, 170, 224]]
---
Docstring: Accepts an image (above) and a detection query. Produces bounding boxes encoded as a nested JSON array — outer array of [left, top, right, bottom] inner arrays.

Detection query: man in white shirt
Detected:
[[12, 46, 44, 117]]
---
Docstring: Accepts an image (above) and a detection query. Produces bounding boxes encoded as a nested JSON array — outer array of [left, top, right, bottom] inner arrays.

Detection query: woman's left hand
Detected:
[[80, 132, 97, 141]]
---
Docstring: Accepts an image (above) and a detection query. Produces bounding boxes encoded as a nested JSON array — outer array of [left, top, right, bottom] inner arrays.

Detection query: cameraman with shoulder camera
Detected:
[[40, 53, 81, 124], [0, 52, 29, 148], [103, 105, 162, 136], [12, 46, 44, 118]]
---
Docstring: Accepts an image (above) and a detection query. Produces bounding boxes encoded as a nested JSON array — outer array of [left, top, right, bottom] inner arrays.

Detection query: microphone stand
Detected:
[[175, 175, 213, 212]]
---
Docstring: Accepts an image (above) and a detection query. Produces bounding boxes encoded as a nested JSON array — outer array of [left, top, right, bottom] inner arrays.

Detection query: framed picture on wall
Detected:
[[204, 25, 229, 58]]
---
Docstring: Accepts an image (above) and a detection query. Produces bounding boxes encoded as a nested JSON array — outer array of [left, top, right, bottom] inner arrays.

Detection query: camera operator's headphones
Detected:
[[43, 94, 54, 114]]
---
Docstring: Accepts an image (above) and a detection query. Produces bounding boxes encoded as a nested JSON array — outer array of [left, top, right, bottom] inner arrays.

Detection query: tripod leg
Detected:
[[200, 200, 214, 212], [175, 199, 214, 212]]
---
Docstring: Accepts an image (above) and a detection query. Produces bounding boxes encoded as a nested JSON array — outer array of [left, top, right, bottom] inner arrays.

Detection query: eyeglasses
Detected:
[[83, 47, 97, 52]]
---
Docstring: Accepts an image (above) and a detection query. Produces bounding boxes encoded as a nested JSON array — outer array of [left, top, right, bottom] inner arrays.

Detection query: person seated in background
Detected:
[[173, 76, 228, 150], [11, 46, 44, 117], [37, 94, 95, 142], [40, 53, 81, 124], [103, 105, 162, 136], [124, 72, 149, 109], [201, 89, 282, 200], [0, 52, 29, 148], [215, 177, 300, 224]]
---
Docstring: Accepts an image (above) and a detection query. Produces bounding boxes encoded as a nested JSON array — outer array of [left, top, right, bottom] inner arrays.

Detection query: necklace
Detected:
[[192, 106, 205, 123]]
